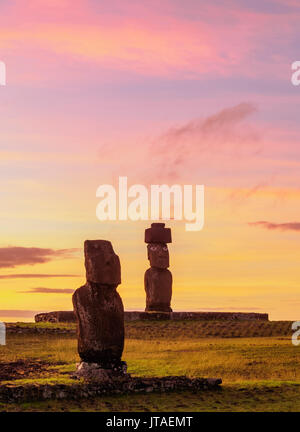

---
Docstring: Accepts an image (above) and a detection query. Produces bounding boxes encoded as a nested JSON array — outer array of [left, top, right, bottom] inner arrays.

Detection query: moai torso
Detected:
[[144, 224, 173, 313], [144, 267, 172, 312], [72, 240, 124, 366]]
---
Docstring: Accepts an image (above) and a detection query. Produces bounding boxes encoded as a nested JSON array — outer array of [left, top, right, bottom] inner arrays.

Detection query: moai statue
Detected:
[[144, 223, 173, 313], [72, 240, 127, 380]]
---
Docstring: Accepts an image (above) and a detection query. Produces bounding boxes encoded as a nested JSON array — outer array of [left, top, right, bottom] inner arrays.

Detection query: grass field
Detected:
[[0, 320, 299, 412]]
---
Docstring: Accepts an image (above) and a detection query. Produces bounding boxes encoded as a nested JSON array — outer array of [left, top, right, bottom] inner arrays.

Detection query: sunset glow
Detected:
[[1, 0, 300, 321]]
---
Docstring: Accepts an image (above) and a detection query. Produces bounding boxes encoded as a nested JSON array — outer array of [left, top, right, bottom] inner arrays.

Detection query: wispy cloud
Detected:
[[248, 221, 300, 232], [162, 103, 257, 142], [200, 307, 263, 311], [19, 287, 74, 294], [0, 310, 41, 317], [149, 103, 259, 180], [0, 246, 79, 269], [0, 274, 79, 279], [2, 0, 298, 83], [228, 182, 269, 204]]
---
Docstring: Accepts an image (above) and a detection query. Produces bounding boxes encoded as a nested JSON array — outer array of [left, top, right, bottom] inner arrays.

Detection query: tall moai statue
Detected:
[[72, 240, 127, 380], [144, 223, 173, 313]]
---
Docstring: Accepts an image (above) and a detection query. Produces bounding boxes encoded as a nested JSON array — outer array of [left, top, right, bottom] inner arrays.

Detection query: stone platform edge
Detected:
[[0, 376, 222, 403], [34, 310, 269, 323], [126, 311, 269, 321]]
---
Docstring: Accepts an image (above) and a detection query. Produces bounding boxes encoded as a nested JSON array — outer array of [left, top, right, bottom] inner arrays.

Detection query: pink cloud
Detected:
[[248, 221, 300, 232], [19, 287, 74, 294], [1, 0, 299, 83], [0, 274, 79, 279], [0, 309, 41, 317], [148, 102, 260, 181], [0, 247, 79, 268]]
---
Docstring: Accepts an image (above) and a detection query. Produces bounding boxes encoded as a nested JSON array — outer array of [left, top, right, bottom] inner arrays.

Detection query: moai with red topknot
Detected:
[[144, 223, 173, 313]]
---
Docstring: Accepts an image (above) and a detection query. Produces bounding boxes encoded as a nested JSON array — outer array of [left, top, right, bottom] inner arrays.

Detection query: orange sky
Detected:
[[1, 0, 300, 321]]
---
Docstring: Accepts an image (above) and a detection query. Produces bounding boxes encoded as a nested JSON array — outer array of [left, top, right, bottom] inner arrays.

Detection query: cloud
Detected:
[[19, 287, 74, 294], [162, 103, 257, 142], [200, 307, 263, 311], [248, 221, 300, 232], [2, 0, 298, 84], [0, 246, 79, 269], [0, 310, 41, 317], [149, 102, 259, 180], [0, 274, 79, 279], [227, 182, 269, 205]]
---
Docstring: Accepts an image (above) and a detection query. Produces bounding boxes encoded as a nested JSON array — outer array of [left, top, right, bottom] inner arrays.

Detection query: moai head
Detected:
[[84, 240, 121, 285], [145, 223, 171, 269], [147, 243, 169, 269]]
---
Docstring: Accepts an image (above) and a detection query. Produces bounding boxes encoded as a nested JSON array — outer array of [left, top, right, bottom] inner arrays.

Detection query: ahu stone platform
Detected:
[[35, 310, 268, 323], [0, 376, 222, 403], [124, 311, 268, 321]]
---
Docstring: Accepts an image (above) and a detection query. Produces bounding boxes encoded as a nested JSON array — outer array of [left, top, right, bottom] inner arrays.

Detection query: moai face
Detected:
[[147, 243, 169, 269], [84, 240, 121, 285]]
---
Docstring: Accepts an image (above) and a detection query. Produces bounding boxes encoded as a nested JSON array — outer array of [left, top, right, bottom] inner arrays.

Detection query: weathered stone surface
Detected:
[[131, 311, 171, 320], [84, 240, 121, 284], [72, 281, 124, 364], [145, 223, 172, 244], [144, 224, 173, 313], [125, 311, 269, 321], [72, 239, 125, 371], [33, 310, 269, 324], [144, 267, 172, 312], [73, 361, 128, 382], [170, 312, 269, 321], [0, 376, 222, 403], [147, 243, 170, 269], [35, 311, 76, 323]]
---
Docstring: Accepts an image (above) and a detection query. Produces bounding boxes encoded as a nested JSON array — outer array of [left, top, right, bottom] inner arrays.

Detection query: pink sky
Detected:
[[1, 0, 300, 321]]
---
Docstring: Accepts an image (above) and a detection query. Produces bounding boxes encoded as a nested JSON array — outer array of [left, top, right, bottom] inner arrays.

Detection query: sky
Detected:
[[0, 0, 300, 321]]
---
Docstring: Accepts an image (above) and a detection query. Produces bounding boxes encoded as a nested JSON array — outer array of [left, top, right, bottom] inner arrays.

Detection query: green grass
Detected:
[[6, 322, 76, 329], [124, 319, 293, 339], [1, 334, 298, 383], [0, 320, 299, 411]]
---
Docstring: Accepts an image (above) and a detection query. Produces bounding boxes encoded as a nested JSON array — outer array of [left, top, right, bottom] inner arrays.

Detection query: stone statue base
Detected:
[[145, 305, 172, 313], [73, 361, 129, 382]]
